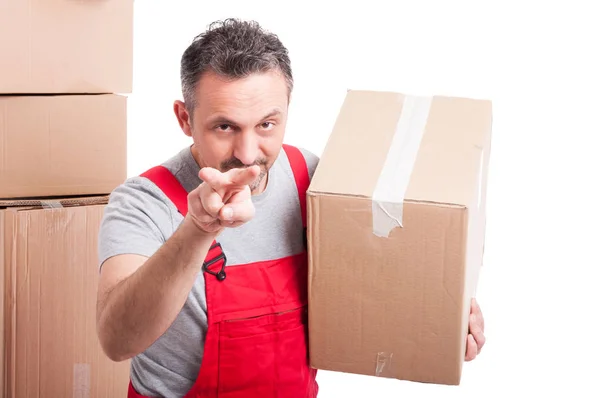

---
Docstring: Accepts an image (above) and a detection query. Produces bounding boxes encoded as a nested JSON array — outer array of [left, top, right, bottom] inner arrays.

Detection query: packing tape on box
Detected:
[[73, 363, 91, 398], [375, 352, 394, 377], [371, 95, 432, 237], [40, 200, 64, 209]]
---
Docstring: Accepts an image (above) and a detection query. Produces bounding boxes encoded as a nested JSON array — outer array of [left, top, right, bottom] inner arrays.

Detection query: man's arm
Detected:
[[96, 166, 259, 362], [96, 217, 215, 362]]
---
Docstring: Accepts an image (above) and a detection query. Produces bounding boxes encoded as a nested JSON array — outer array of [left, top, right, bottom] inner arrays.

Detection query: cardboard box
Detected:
[[0, 94, 127, 199], [1, 196, 131, 397], [0, 0, 133, 94], [307, 90, 492, 385]]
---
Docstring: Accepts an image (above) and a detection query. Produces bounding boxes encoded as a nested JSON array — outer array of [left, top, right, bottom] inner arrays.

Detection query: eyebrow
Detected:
[[260, 109, 282, 120], [207, 108, 282, 126], [207, 115, 237, 126]]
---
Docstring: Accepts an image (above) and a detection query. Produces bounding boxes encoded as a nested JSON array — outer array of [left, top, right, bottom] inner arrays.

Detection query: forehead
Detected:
[[194, 70, 289, 122]]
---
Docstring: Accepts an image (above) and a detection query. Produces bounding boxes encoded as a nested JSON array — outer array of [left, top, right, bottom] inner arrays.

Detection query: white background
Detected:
[[127, 1, 600, 397]]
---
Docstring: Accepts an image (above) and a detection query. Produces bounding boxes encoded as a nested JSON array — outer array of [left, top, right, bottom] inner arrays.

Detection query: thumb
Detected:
[[218, 199, 255, 225]]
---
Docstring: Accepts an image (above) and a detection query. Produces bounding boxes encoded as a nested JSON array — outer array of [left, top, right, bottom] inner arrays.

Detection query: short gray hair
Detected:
[[180, 18, 294, 112]]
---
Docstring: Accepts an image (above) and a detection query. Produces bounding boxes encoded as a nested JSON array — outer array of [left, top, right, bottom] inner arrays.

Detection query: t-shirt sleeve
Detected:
[[97, 176, 176, 271], [299, 147, 320, 180]]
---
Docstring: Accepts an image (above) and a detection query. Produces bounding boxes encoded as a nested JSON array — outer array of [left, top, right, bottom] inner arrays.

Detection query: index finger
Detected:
[[225, 165, 261, 186], [199, 167, 230, 194]]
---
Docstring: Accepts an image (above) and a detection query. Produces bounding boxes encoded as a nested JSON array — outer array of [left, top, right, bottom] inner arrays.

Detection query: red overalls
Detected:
[[127, 144, 318, 398]]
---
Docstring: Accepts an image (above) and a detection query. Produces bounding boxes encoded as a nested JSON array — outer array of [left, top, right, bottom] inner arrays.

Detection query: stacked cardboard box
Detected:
[[1, 1, 134, 396], [307, 90, 492, 385]]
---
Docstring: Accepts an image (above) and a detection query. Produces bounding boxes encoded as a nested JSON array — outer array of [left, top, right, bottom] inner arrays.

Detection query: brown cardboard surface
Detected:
[[307, 90, 492, 385], [0, 94, 127, 199], [0, 210, 4, 396], [309, 91, 491, 208], [1, 197, 131, 397], [0, 0, 133, 94]]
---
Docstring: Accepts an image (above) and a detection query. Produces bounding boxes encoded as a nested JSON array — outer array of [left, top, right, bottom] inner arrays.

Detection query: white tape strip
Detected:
[[372, 95, 432, 237], [375, 352, 394, 377], [40, 201, 63, 209], [73, 363, 91, 398]]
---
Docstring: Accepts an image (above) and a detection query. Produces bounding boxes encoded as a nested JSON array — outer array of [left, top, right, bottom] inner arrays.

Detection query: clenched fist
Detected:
[[187, 165, 260, 234]]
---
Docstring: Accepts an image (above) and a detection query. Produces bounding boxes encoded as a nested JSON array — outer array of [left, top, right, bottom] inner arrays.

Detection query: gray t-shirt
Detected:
[[97, 145, 319, 397]]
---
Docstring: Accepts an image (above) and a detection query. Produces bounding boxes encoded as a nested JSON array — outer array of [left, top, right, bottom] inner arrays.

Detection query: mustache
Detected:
[[220, 157, 268, 171]]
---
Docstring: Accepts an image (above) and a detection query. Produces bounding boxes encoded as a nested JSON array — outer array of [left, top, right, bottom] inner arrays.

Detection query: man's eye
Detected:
[[261, 122, 274, 129], [216, 124, 232, 131]]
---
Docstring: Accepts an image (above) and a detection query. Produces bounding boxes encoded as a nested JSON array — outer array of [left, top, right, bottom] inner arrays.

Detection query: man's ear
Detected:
[[174, 100, 193, 137]]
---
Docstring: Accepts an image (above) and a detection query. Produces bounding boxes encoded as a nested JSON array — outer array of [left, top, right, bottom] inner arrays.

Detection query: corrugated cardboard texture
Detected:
[[0, 94, 127, 199], [307, 90, 492, 385], [1, 199, 131, 397], [0, 195, 109, 209], [0, 0, 133, 94]]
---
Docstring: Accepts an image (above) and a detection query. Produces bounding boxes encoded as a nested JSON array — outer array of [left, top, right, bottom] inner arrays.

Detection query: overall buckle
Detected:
[[202, 242, 227, 281]]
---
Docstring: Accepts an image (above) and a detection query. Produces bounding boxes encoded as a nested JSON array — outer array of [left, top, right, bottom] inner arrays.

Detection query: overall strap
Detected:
[[140, 166, 189, 216], [282, 144, 310, 228], [139, 146, 310, 278], [140, 165, 227, 281]]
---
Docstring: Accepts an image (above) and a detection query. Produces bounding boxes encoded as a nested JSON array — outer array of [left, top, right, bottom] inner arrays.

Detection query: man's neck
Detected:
[[253, 172, 269, 195]]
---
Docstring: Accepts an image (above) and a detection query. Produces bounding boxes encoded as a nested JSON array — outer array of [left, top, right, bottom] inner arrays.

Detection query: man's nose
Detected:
[[233, 132, 259, 165]]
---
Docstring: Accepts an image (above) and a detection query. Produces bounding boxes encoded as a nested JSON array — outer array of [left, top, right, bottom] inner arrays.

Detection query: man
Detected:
[[96, 18, 486, 398]]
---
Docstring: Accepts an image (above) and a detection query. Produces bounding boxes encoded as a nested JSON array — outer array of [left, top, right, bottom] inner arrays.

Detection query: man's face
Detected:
[[175, 69, 289, 193]]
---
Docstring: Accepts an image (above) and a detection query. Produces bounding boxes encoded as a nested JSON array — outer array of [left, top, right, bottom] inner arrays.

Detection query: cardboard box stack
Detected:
[[1, 1, 134, 396], [307, 90, 492, 385]]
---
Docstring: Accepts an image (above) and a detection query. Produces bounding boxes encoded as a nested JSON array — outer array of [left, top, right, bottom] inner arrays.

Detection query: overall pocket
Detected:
[[217, 306, 312, 398]]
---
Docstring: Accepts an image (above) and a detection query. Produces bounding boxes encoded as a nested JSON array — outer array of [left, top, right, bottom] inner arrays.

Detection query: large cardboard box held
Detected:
[[0, 0, 133, 94], [0, 197, 130, 397], [307, 90, 492, 385], [0, 94, 127, 199]]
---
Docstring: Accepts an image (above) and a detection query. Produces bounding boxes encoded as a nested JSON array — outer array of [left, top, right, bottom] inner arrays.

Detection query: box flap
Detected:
[[308, 90, 404, 199], [405, 95, 492, 209], [308, 90, 492, 210]]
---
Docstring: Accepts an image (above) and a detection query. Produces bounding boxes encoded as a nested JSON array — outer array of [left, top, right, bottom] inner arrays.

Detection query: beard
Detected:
[[220, 157, 269, 191]]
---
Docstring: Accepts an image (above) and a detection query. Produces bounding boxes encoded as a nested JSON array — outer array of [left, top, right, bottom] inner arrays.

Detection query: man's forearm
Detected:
[[97, 217, 216, 361]]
